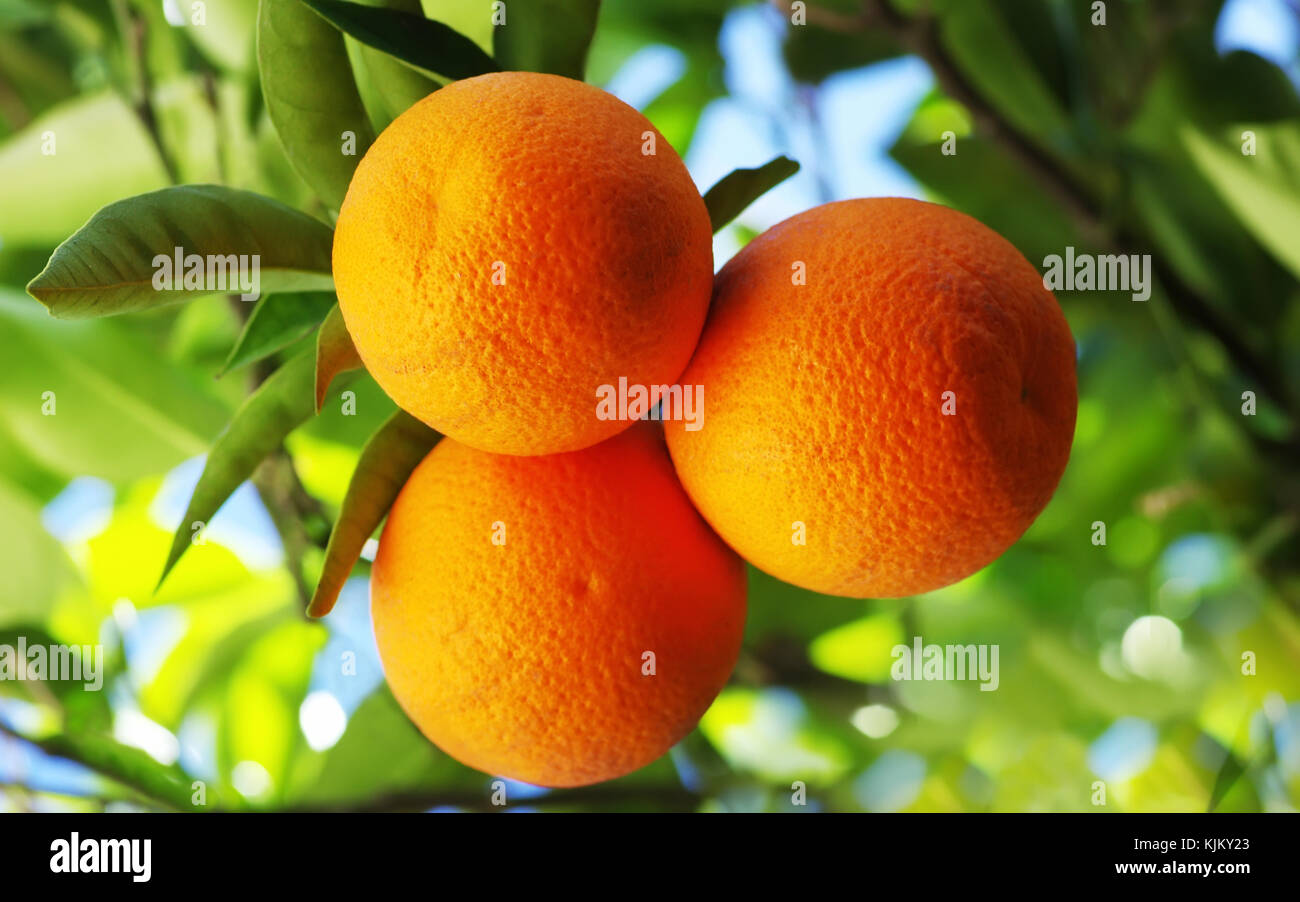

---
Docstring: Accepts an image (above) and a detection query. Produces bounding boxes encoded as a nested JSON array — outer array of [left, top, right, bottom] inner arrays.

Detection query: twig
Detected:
[[200, 67, 227, 184], [118, 1, 181, 185], [226, 297, 331, 610], [253, 449, 325, 609]]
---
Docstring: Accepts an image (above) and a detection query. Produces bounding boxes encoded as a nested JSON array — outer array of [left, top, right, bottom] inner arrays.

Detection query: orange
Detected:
[[370, 423, 747, 787], [665, 198, 1076, 598], [332, 71, 713, 456]]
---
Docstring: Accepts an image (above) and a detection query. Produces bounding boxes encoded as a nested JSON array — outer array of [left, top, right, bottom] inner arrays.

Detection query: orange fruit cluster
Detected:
[[339, 75, 1076, 788]]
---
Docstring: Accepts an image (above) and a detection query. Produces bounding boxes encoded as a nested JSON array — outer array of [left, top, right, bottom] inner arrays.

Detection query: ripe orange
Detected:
[[665, 198, 1077, 598], [332, 71, 713, 456], [370, 423, 747, 787]]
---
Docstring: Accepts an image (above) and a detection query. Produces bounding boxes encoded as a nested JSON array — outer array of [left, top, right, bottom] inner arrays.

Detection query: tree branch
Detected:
[[0, 722, 187, 812]]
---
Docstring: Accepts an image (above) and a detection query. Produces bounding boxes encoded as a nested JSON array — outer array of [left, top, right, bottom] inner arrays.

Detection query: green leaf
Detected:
[[158, 349, 318, 590], [344, 0, 440, 131], [0, 289, 231, 482], [308, 409, 439, 617], [299, 0, 500, 81], [315, 303, 363, 411], [987, 0, 1071, 108], [1206, 748, 1247, 813], [937, 0, 1072, 147], [493, 0, 600, 80], [702, 156, 800, 233], [1182, 122, 1300, 283], [1206, 714, 1269, 813], [220, 291, 337, 376], [1125, 149, 1277, 306], [258, 0, 376, 210], [26, 185, 335, 319]]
